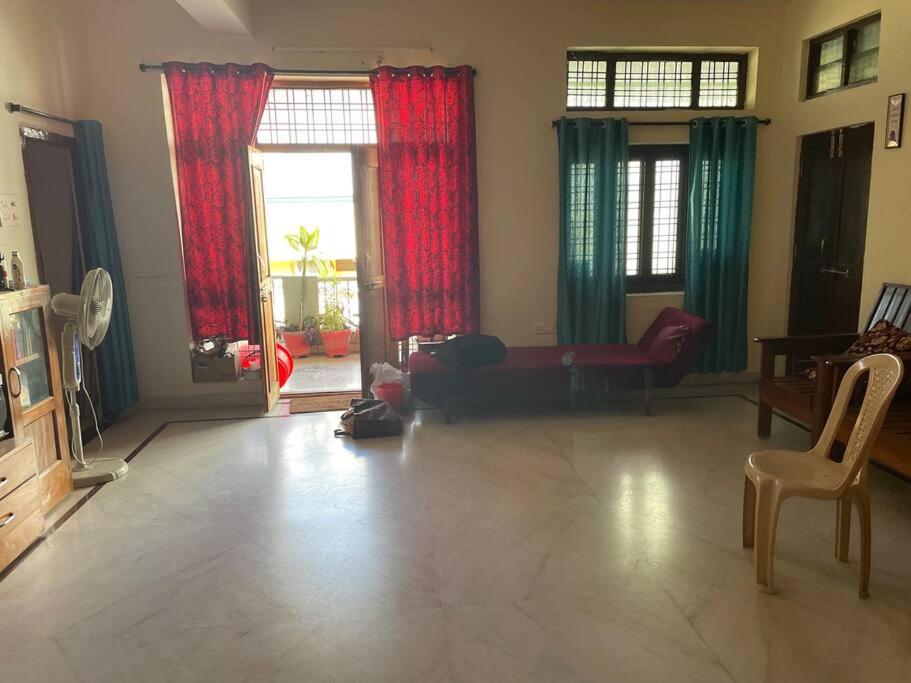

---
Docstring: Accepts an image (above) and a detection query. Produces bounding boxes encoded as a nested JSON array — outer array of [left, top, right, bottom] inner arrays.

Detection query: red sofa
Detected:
[[409, 307, 713, 422]]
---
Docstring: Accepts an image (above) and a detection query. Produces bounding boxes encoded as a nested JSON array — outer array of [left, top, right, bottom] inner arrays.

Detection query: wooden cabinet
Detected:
[[0, 438, 44, 572], [0, 287, 71, 513]]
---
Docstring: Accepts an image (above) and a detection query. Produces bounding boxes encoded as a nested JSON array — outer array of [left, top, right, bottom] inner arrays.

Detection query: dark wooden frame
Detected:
[[805, 13, 880, 100], [566, 51, 748, 112], [626, 144, 688, 293], [18, 126, 85, 287]]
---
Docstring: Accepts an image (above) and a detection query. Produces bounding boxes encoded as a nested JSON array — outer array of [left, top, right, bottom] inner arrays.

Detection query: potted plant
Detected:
[[282, 226, 320, 357], [315, 258, 354, 357]]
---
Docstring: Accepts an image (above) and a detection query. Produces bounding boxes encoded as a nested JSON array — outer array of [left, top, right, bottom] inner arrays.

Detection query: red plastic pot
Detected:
[[282, 331, 311, 358], [321, 329, 352, 357]]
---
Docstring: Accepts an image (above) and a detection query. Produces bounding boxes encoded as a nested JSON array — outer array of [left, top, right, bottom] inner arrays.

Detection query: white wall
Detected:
[[75, 0, 794, 404], [0, 0, 91, 284], [778, 0, 911, 324]]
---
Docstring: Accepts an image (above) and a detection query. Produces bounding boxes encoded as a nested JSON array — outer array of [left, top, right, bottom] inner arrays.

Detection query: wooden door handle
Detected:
[[7, 367, 21, 398]]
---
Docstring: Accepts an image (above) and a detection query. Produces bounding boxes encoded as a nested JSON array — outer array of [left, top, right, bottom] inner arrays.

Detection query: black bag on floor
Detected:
[[335, 398, 403, 439]]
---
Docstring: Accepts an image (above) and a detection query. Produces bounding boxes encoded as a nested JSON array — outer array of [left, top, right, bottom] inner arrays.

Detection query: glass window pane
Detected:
[[10, 308, 51, 409], [699, 60, 741, 108], [613, 60, 693, 109], [849, 49, 878, 84], [819, 35, 845, 66], [814, 61, 844, 93], [855, 20, 880, 52], [626, 160, 642, 275], [257, 88, 376, 145], [567, 59, 608, 108], [651, 159, 681, 275]]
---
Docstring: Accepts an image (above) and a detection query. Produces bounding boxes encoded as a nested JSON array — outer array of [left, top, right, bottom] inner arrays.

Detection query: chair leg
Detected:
[[853, 486, 872, 599], [643, 368, 654, 417], [753, 481, 782, 594], [757, 401, 772, 438], [742, 476, 756, 548], [835, 498, 851, 562]]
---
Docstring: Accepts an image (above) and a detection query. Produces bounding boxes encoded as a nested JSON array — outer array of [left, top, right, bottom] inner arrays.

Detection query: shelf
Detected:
[[16, 353, 42, 366]]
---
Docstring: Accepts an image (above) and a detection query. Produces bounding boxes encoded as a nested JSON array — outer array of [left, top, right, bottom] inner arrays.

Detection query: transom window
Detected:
[[257, 87, 377, 145], [627, 145, 688, 292], [806, 14, 880, 98], [567, 52, 747, 111]]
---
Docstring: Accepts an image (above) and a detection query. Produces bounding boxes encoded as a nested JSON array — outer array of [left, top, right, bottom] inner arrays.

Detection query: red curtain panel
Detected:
[[370, 65, 480, 340], [164, 62, 274, 342]]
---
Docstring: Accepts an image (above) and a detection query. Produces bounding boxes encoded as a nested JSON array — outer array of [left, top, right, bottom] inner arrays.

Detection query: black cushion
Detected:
[[434, 335, 507, 371]]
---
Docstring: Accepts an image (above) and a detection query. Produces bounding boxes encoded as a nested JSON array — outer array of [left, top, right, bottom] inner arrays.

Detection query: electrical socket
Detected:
[[534, 322, 557, 335]]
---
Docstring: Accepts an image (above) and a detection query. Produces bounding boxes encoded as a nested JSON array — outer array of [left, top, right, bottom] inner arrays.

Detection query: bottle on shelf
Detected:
[[10, 251, 25, 290]]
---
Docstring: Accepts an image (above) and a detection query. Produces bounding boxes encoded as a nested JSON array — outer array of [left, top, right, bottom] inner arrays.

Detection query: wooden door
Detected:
[[246, 147, 279, 412], [0, 287, 72, 513], [353, 147, 393, 396], [788, 123, 874, 335]]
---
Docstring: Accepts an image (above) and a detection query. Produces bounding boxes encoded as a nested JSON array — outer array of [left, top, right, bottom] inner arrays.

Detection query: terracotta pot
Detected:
[[321, 329, 352, 357], [282, 331, 312, 358]]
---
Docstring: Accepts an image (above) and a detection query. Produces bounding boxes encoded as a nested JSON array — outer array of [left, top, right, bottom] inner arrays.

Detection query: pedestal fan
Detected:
[[51, 268, 128, 487]]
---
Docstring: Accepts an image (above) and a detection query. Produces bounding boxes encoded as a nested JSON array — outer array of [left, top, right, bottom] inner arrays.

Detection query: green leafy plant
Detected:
[[283, 226, 320, 331], [314, 258, 353, 333]]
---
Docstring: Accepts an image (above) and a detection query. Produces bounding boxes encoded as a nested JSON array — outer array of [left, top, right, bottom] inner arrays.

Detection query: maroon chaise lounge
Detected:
[[409, 307, 714, 422]]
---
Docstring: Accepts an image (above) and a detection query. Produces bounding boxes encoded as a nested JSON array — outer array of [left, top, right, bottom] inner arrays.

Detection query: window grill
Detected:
[[257, 87, 377, 145], [626, 145, 688, 292], [566, 52, 747, 111]]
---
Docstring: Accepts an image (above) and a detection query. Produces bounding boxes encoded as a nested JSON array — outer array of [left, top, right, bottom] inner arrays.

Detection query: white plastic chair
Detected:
[[743, 353, 904, 597]]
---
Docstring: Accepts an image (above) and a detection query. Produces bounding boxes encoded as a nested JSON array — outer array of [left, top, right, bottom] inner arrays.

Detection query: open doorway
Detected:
[[263, 151, 361, 395]]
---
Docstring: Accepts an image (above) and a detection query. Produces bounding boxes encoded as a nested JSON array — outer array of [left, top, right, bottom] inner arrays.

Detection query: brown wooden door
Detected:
[[788, 123, 874, 335], [246, 147, 279, 412], [353, 147, 393, 396], [0, 287, 72, 513]]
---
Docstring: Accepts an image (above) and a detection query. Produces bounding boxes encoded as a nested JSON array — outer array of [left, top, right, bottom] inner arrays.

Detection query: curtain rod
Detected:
[[552, 118, 772, 128], [6, 102, 75, 125], [139, 63, 477, 77]]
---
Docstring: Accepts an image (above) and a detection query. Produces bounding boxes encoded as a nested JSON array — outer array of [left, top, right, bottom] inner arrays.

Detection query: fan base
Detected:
[[71, 457, 129, 488]]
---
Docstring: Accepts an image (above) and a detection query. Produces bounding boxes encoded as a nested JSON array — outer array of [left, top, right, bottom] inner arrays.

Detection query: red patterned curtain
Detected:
[[370, 65, 480, 340], [164, 62, 274, 341]]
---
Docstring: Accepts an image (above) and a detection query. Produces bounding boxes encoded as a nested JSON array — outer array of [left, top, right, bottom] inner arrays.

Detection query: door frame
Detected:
[[19, 126, 86, 288], [787, 122, 875, 336], [255, 143, 387, 398]]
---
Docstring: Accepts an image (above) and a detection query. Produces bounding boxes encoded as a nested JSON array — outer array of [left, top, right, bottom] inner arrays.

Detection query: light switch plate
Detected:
[[0, 195, 23, 227], [534, 322, 557, 335]]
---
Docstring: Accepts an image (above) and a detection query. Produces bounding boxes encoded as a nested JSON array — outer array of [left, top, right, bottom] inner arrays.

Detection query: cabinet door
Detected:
[[1, 288, 71, 513]]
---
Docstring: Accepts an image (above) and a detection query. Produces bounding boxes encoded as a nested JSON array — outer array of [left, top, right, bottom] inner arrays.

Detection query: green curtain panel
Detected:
[[557, 117, 628, 344], [73, 121, 139, 422], [684, 116, 758, 373]]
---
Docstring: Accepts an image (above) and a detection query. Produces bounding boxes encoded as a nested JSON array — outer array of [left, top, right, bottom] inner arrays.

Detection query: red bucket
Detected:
[[374, 382, 404, 413]]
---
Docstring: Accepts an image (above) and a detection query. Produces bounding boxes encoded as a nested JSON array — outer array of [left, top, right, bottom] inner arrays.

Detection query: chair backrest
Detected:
[[813, 354, 904, 488]]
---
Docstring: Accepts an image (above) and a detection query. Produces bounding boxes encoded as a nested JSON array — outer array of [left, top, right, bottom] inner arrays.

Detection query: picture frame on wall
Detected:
[[886, 93, 905, 149]]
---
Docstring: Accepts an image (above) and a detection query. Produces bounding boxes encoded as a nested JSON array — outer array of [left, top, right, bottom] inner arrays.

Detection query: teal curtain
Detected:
[[557, 117, 628, 344], [73, 121, 139, 421], [684, 116, 758, 372]]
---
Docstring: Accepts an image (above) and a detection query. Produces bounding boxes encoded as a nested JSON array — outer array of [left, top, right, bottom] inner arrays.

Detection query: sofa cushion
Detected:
[[642, 324, 691, 365], [847, 319, 911, 355]]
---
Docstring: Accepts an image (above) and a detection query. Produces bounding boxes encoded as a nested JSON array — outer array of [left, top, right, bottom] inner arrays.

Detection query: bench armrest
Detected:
[[812, 350, 911, 366], [754, 333, 859, 355]]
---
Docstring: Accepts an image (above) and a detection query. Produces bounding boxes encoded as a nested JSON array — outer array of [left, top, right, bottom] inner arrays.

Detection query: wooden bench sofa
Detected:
[[755, 282, 911, 478]]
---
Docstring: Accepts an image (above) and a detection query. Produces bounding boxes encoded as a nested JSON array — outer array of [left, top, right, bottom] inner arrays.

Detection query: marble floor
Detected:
[[281, 354, 361, 395], [2, 395, 911, 682]]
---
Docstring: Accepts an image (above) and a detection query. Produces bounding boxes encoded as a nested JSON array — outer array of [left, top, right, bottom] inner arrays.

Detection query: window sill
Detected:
[[627, 290, 683, 297]]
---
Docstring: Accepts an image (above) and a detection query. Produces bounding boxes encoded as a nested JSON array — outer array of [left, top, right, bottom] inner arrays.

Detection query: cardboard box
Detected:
[[192, 354, 240, 383]]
